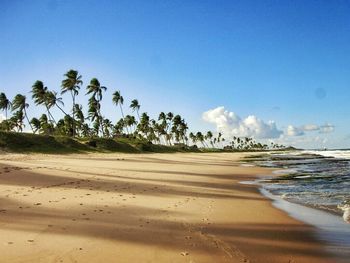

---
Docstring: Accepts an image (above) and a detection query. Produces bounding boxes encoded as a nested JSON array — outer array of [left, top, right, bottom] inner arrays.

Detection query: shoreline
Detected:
[[259, 187, 350, 262], [241, 159, 350, 263], [0, 152, 339, 262]]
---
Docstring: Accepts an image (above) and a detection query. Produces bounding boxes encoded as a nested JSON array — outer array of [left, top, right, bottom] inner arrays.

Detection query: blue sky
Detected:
[[1, 0, 350, 148]]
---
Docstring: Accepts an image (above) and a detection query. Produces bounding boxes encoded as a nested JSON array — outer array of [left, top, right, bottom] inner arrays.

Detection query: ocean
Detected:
[[243, 150, 350, 261]]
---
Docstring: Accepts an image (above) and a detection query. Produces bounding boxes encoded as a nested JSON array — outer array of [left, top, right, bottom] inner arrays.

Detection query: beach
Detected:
[[0, 152, 338, 263]]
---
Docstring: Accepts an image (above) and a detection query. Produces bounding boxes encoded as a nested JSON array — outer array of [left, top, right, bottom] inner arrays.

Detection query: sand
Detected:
[[0, 152, 338, 263]]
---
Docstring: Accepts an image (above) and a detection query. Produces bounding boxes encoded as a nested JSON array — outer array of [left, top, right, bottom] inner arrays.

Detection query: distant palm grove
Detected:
[[0, 69, 285, 150]]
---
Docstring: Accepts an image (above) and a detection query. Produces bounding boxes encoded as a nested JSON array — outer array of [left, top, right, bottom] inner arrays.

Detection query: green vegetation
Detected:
[[0, 131, 200, 154], [0, 69, 288, 153]]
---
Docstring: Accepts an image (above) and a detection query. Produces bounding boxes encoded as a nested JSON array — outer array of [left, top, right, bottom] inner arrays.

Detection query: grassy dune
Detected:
[[0, 131, 200, 154]]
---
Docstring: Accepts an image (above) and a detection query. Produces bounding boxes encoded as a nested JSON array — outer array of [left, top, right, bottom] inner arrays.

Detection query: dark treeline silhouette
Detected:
[[0, 69, 285, 150]]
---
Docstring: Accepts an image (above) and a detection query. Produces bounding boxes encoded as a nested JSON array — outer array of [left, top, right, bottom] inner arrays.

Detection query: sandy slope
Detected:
[[0, 152, 337, 263]]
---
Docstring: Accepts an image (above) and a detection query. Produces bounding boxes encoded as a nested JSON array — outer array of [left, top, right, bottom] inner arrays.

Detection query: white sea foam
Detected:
[[338, 203, 350, 223], [305, 150, 350, 159]]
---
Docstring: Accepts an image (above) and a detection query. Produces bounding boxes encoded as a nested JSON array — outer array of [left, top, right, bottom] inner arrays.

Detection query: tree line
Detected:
[[0, 69, 284, 150]]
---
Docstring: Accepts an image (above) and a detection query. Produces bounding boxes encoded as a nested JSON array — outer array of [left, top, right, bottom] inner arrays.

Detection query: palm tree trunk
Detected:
[[119, 104, 130, 134], [137, 110, 140, 122], [56, 103, 68, 116], [23, 108, 34, 133], [71, 91, 75, 137], [46, 105, 57, 125]]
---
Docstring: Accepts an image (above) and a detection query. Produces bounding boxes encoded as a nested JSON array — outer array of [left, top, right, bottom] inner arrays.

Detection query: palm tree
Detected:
[[61, 69, 83, 137], [124, 115, 137, 134], [112, 90, 129, 134], [130, 99, 141, 120], [12, 94, 34, 132], [179, 121, 188, 144], [73, 104, 85, 136], [30, 117, 41, 134], [206, 131, 213, 147], [45, 91, 68, 116], [114, 118, 125, 136], [87, 78, 107, 135], [0, 92, 12, 120], [11, 111, 24, 132], [86, 78, 107, 101], [103, 118, 113, 138], [137, 112, 150, 139], [39, 114, 54, 134], [87, 96, 100, 136], [31, 80, 56, 123], [189, 132, 197, 145], [196, 132, 205, 148]]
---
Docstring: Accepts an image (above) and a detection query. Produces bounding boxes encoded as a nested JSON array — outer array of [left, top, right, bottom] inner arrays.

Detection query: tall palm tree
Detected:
[[130, 99, 141, 120], [12, 94, 34, 132], [112, 90, 129, 134], [137, 112, 150, 139], [86, 78, 107, 101], [124, 115, 137, 134], [31, 80, 56, 123], [73, 104, 85, 136], [189, 132, 197, 145], [87, 96, 100, 136], [0, 92, 11, 119], [61, 69, 83, 137], [196, 132, 205, 148], [87, 78, 107, 135], [206, 131, 213, 147]]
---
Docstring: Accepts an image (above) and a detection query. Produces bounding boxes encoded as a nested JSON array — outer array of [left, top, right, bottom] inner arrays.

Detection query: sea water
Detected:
[[252, 150, 350, 221], [245, 150, 350, 261]]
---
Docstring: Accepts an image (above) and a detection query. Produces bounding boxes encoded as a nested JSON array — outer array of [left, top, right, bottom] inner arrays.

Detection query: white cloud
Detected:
[[286, 125, 305, 136], [302, 124, 319, 131], [319, 123, 334, 133], [202, 106, 283, 139], [284, 123, 335, 136]]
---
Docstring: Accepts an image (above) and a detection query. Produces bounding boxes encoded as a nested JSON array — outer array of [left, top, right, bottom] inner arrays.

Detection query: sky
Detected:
[[1, 0, 350, 149]]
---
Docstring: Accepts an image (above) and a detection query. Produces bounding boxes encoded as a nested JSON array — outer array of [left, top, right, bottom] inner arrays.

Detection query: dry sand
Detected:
[[0, 152, 337, 263]]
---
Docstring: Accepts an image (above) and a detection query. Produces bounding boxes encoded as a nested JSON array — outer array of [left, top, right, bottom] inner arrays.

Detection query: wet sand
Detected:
[[0, 152, 337, 262]]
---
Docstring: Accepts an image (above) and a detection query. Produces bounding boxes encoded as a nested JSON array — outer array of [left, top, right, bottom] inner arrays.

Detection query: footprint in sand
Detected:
[[27, 240, 34, 243], [180, 251, 189, 256]]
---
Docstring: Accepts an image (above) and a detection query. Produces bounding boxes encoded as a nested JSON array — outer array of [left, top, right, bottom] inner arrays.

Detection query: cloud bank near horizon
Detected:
[[202, 106, 334, 140], [202, 106, 282, 139], [286, 123, 335, 136]]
